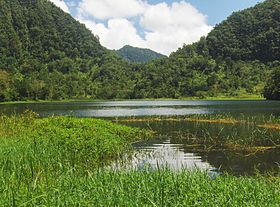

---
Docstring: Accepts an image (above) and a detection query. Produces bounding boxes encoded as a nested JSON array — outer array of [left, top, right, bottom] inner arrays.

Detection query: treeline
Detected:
[[0, 0, 279, 101]]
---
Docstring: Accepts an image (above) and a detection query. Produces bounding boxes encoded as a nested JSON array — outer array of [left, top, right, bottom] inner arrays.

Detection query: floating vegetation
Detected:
[[117, 114, 245, 125], [116, 114, 280, 153], [184, 118, 241, 124], [258, 124, 280, 131]]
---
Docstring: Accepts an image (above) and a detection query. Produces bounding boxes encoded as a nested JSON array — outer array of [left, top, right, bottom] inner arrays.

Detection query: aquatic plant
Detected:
[[116, 114, 280, 152]]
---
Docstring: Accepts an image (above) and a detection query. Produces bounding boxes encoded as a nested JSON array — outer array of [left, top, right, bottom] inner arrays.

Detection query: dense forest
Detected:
[[116, 45, 166, 63], [0, 0, 279, 101]]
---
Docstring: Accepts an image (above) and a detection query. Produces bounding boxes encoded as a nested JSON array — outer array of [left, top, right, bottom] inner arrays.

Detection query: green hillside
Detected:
[[206, 0, 280, 62], [0, 0, 279, 101], [139, 0, 280, 99], [0, 0, 136, 101], [117, 45, 166, 63]]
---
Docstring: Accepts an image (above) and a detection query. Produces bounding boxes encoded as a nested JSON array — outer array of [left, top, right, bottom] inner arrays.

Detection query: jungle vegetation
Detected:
[[0, 0, 279, 101]]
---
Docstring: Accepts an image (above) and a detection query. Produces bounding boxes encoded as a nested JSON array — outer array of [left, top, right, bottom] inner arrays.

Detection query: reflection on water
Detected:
[[113, 139, 215, 172], [1, 100, 280, 117], [120, 119, 280, 175], [1, 100, 280, 175]]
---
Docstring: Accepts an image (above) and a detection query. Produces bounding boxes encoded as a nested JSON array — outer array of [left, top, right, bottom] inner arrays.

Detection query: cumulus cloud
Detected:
[[79, 18, 146, 49], [78, 0, 146, 20], [50, 0, 69, 13], [141, 1, 213, 54], [76, 0, 213, 55]]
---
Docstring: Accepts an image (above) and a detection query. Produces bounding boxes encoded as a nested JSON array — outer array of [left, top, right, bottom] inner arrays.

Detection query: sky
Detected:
[[50, 0, 264, 55]]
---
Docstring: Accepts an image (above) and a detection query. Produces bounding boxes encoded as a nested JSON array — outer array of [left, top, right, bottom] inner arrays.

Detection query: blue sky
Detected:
[[53, 0, 264, 54], [148, 0, 263, 25]]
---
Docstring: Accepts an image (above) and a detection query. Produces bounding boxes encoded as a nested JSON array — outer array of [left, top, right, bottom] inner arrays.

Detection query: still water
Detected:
[[1, 100, 280, 175]]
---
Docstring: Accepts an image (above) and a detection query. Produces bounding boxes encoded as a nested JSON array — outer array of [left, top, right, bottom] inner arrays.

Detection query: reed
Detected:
[[0, 112, 279, 206], [116, 114, 280, 152], [0, 168, 279, 206]]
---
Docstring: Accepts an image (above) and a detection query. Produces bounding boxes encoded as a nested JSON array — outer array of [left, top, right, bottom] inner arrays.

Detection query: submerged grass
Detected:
[[116, 114, 280, 152]]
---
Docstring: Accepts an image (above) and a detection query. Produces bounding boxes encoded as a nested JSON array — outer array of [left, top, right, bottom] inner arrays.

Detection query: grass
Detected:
[[0, 111, 152, 168], [116, 114, 280, 152], [0, 112, 279, 206], [2, 169, 279, 207], [180, 94, 265, 100], [118, 114, 244, 124]]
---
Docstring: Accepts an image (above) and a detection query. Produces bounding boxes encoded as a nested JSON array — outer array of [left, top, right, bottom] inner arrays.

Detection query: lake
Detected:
[[1, 100, 280, 175]]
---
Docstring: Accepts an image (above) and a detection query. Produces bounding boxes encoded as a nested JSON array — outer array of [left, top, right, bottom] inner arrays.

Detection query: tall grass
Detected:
[[0, 112, 279, 206], [0, 168, 279, 206], [0, 112, 152, 206]]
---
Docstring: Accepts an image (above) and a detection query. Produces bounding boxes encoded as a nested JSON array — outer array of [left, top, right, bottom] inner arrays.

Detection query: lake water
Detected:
[[1, 100, 280, 175]]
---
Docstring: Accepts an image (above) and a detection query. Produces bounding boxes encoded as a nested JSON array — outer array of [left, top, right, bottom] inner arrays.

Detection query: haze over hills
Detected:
[[0, 0, 279, 101], [116, 45, 166, 63]]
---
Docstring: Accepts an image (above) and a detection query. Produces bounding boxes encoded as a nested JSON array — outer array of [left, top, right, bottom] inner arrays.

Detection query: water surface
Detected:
[[1, 100, 279, 175]]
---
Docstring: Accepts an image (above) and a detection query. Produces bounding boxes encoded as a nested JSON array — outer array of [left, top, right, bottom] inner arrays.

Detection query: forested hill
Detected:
[[117, 45, 166, 63], [0, 0, 136, 101], [206, 0, 280, 62], [140, 0, 280, 99], [0, 0, 106, 68], [1, 0, 280, 101]]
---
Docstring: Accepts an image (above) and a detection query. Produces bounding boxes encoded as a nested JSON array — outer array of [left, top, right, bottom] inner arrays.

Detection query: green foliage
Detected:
[[0, 0, 279, 101], [206, 0, 280, 62], [264, 67, 280, 100], [117, 45, 166, 63], [0, 0, 135, 101], [0, 113, 151, 167]]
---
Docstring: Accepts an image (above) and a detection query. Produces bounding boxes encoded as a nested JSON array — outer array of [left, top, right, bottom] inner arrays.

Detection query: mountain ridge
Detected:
[[116, 45, 166, 63]]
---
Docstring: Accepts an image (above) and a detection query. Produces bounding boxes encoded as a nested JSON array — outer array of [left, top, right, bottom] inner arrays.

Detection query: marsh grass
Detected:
[[0, 112, 279, 206], [0, 112, 153, 206], [116, 114, 280, 152], [1, 168, 279, 206]]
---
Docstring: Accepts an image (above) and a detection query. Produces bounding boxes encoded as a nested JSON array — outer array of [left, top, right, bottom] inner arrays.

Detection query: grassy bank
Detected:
[[0, 112, 151, 169], [0, 113, 279, 206], [0, 112, 153, 206]]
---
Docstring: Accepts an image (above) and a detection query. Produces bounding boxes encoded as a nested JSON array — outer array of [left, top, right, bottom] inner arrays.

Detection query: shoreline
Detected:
[[0, 95, 266, 105]]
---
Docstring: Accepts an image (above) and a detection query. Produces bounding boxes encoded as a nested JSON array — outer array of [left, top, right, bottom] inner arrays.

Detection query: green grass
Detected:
[[1, 168, 279, 206], [0, 112, 279, 206]]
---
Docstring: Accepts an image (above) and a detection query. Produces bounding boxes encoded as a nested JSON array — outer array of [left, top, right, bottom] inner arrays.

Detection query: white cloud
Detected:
[[76, 1, 213, 55], [79, 18, 146, 49], [141, 1, 213, 54], [78, 0, 146, 20], [50, 0, 69, 13]]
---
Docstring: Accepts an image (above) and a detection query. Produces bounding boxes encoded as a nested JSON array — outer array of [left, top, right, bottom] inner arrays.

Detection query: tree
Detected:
[[264, 67, 280, 100]]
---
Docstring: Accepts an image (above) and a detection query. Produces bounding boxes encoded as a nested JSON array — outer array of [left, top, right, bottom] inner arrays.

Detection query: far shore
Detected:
[[0, 95, 266, 105]]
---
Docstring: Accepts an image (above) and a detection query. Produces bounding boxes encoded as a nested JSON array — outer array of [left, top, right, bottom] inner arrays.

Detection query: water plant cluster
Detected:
[[117, 114, 280, 152]]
